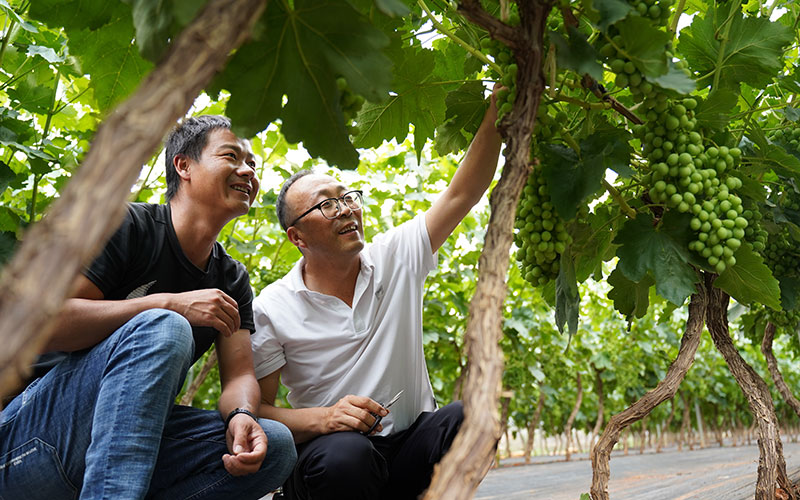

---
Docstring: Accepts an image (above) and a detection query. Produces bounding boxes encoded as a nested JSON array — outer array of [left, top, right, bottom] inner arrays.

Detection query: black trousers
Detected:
[[284, 401, 463, 500]]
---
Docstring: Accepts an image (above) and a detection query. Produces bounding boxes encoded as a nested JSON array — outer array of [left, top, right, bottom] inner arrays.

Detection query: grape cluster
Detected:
[[766, 308, 800, 333], [741, 206, 768, 253], [261, 262, 293, 286], [637, 97, 749, 273], [598, 38, 657, 101], [768, 126, 800, 152], [337, 77, 365, 137], [628, 0, 674, 23], [763, 231, 800, 277], [480, 38, 517, 126], [514, 170, 572, 286]]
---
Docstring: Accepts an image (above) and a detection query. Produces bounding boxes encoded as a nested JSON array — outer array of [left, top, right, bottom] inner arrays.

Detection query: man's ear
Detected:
[[173, 154, 191, 182], [287, 227, 306, 250]]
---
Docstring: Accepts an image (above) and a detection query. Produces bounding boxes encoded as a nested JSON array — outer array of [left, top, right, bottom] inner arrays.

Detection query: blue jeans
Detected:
[[0, 309, 296, 500]]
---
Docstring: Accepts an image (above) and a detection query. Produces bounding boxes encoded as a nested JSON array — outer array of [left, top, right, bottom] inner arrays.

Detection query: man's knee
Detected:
[[302, 433, 387, 488], [123, 309, 194, 364], [259, 419, 297, 485]]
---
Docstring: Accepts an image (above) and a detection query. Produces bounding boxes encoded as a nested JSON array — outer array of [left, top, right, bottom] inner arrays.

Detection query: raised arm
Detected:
[[425, 88, 503, 253], [45, 274, 242, 352], [257, 370, 387, 444]]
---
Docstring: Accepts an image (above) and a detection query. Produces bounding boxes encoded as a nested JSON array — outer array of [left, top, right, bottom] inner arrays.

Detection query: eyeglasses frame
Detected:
[[289, 189, 363, 227]]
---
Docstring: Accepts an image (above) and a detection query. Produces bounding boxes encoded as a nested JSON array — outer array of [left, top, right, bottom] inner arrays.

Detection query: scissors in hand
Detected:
[[363, 390, 403, 436]]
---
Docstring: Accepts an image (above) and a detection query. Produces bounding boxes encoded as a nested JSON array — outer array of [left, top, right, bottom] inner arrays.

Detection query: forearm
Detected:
[[258, 403, 329, 443], [218, 374, 262, 419], [46, 294, 172, 352], [448, 108, 503, 207]]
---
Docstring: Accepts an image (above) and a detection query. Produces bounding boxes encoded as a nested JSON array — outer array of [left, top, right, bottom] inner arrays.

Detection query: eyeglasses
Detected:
[[289, 190, 363, 227]]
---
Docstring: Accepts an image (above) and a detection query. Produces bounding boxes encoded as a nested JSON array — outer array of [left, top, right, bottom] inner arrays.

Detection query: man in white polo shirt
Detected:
[[251, 91, 501, 500]]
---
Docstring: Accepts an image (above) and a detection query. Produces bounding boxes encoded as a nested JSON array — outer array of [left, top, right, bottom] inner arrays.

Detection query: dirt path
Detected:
[[475, 441, 800, 499]]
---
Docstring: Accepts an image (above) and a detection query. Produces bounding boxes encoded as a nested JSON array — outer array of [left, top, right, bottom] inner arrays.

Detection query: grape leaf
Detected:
[[127, 0, 175, 61], [28, 0, 119, 31], [0, 231, 17, 267], [374, 0, 410, 16], [541, 127, 631, 220], [0, 161, 15, 192], [617, 16, 670, 78], [694, 90, 738, 130], [614, 212, 698, 305], [650, 61, 696, 95], [27, 45, 64, 63], [593, 0, 632, 31], [68, 4, 153, 112], [355, 45, 447, 160], [6, 63, 55, 114], [608, 267, 653, 321], [434, 81, 487, 156], [715, 244, 781, 310], [784, 107, 800, 122], [678, 4, 793, 91], [555, 247, 580, 338], [215, 0, 392, 169], [551, 26, 604, 82], [779, 277, 800, 312]]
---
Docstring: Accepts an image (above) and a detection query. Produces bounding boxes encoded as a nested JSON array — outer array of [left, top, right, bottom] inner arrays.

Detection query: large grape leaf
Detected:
[[541, 127, 631, 220], [551, 26, 604, 82], [215, 0, 392, 169], [715, 244, 781, 310], [434, 81, 487, 156], [68, 3, 153, 112], [126, 0, 176, 61], [614, 212, 698, 305], [555, 248, 580, 338], [354, 45, 447, 160], [678, 4, 793, 91], [694, 90, 738, 130], [608, 267, 653, 321], [28, 0, 119, 31], [617, 16, 670, 78], [5, 63, 56, 114]]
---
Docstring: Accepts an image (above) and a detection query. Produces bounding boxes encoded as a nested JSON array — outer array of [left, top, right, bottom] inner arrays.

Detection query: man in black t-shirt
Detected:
[[0, 116, 296, 500]]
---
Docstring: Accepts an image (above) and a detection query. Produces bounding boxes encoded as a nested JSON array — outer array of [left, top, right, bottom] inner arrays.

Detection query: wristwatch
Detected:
[[225, 408, 258, 430]]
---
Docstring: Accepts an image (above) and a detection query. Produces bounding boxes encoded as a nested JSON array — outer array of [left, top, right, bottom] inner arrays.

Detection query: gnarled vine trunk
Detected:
[[0, 0, 268, 399], [524, 388, 546, 463], [761, 322, 800, 420], [590, 369, 605, 450], [705, 280, 798, 500], [590, 283, 708, 500], [564, 371, 583, 461], [423, 2, 553, 498]]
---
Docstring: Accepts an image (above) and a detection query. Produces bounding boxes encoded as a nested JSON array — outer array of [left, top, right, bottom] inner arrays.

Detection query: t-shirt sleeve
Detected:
[[83, 205, 137, 296], [371, 213, 437, 278], [250, 292, 287, 379]]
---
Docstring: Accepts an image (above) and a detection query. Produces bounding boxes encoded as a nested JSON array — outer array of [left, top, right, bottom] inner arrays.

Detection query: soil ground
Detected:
[[475, 440, 800, 499]]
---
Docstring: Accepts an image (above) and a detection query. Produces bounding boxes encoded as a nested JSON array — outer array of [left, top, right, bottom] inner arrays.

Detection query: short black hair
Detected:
[[164, 115, 231, 202], [276, 169, 314, 231]]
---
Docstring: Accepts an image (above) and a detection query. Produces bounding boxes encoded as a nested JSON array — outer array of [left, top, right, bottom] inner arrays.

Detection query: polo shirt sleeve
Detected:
[[372, 213, 437, 277], [251, 291, 287, 380]]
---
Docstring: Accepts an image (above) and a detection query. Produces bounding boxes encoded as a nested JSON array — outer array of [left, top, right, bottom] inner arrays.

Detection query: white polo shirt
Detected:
[[251, 214, 438, 434]]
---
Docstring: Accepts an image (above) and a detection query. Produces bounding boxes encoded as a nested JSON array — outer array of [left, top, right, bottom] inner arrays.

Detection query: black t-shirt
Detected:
[[34, 203, 254, 376]]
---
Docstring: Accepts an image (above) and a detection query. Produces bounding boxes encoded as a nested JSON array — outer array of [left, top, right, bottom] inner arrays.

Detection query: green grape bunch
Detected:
[[637, 97, 749, 274], [337, 77, 365, 137], [480, 38, 517, 126], [768, 125, 800, 153], [514, 169, 572, 287]]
